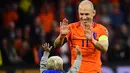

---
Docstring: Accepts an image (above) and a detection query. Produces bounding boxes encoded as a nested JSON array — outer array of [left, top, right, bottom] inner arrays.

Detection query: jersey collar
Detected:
[[77, 22, 96, 28]]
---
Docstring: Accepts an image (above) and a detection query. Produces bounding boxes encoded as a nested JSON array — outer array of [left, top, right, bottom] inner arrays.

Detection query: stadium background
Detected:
[[0, 0, 130, 73]]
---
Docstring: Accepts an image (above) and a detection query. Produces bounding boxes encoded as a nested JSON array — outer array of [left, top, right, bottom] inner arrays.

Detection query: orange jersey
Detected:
[[66, 22, 108, 73], [38, 11, 54, 32]]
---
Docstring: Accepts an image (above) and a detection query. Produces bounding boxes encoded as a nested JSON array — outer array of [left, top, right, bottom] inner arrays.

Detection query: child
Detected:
[[40, 43, 82, 73]]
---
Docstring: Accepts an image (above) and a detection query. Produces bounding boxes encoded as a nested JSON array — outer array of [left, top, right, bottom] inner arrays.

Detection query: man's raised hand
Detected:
[[83, 24, 93, 41], [60, 18, 70, 37]]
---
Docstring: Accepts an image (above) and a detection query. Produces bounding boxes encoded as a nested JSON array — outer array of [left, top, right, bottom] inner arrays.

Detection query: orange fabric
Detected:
[[38, 11, 54, 32], [66, 22, 108, 73], [3, 11, 18, 27]]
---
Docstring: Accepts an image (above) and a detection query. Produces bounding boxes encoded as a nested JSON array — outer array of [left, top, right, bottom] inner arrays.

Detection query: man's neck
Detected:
[[81, 22, 93, 30]]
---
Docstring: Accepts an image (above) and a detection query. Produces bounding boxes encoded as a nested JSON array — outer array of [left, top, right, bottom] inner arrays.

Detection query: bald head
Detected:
[[78, 0, 94, 11], [78, 0, 96, 25]]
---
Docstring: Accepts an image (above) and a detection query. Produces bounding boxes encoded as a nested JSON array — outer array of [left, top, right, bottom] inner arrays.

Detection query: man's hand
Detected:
[[75, 45, 82, 55], [83, 24, 93, 41], [42, 43, 52, 52], [84, 29, 93, 41], [60, 18, 70, 37], [54, 18, 69, 48]]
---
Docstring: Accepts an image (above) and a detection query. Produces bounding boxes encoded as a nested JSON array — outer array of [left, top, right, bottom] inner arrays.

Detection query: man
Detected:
[[54, 0, 109, 73]]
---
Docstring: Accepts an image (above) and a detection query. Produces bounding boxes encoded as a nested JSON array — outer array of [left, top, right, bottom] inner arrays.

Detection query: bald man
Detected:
[[54, 0, 109, 73]]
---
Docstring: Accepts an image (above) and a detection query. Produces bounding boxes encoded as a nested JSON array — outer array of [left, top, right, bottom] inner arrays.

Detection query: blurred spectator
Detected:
[[17, 0, 35, 28], [59, 0, 73, 23], [21, 25, 34, 64], [3, 38, 22, 65], [1, 38, 10, 65], [110, 4, 124, 30], [100, 4, 111, 27], [36, 3, 57, 45], [2, 3, 18, 29], [108, 0, 119, 6], [108, 39, 129, 62], [4, 23, 16, 41], [120, 0, 130, 25], [59, 0, 65, 22], [108, 24, 129, 62], [15, 28, 23, 56], [30, 18, 42, 47]]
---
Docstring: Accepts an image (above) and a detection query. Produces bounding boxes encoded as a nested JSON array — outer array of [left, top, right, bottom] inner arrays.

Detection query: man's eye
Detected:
[[85, 13, 89, 15], [80, 13, 84, 15]]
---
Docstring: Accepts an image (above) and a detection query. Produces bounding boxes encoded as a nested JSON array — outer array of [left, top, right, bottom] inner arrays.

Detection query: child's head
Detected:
[[46, 56, 63, 70]]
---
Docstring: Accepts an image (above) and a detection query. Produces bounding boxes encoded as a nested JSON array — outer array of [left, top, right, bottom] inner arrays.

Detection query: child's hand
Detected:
[[75, 45, 82, 55], [42, 43, 52, 52]]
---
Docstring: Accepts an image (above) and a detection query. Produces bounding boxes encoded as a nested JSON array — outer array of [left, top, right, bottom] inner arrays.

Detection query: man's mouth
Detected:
[[82, 21, 89, 24], [82, 18, 91, 23]]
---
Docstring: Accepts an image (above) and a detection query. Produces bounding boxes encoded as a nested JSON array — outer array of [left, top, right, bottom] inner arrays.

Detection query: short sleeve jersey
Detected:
[[66, 22, 108, 73]]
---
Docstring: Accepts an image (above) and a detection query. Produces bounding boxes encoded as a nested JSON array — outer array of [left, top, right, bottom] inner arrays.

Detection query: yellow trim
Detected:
[[98, 35, 108, 41]]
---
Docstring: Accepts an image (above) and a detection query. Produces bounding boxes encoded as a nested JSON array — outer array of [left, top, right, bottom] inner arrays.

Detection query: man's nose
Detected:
[[82, 15, 87, 20]]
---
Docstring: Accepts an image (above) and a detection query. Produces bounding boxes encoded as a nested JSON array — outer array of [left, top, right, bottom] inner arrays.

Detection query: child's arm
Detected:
[[67, 55, 82, 73], [40, 51, 50, 73], [40, 43, 52, 73], [67, 45, 82, 73]]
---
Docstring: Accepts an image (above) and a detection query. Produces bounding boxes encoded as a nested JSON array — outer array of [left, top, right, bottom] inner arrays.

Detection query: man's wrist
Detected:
[[59, 34, 66, 40], [91, 38, 97, 45]]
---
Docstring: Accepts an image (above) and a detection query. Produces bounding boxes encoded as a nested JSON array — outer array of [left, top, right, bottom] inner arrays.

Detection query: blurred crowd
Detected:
[[0, 0, 130, 70]]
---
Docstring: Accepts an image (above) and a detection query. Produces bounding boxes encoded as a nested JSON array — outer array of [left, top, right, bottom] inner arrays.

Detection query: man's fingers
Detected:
[[60, 22, 62, 26], [62, 18, 68, 25], [63, 18, 67, 23], [64, 18, 68, 25], [86, 23, 92, 30], [84, 27, 92, 33], [88, 24, 92, 30], [83, 23, 92, 32]]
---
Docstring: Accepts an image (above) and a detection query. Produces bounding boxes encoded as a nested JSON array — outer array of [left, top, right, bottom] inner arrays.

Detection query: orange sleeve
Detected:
[[100, 25, 109, 37]]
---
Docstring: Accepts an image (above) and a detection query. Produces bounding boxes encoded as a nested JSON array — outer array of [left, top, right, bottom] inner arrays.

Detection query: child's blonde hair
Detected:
[[46, 56, 63, 70]]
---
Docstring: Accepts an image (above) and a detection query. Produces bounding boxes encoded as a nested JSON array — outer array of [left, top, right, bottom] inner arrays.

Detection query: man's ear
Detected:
[[93, 10, 96, 16]]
